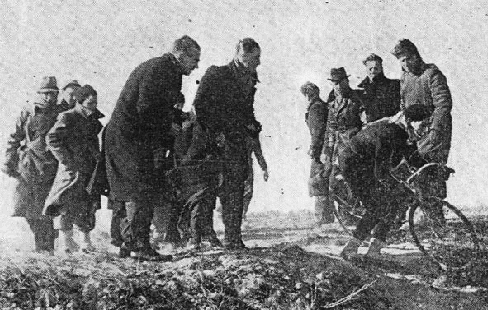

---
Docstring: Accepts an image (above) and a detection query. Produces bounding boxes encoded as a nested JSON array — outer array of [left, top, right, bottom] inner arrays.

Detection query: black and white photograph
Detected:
[[0, 0, 487, 309]]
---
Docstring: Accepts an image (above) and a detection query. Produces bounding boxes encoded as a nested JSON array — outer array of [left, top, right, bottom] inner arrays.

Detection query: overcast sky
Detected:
[[0, 0, 487, 213]]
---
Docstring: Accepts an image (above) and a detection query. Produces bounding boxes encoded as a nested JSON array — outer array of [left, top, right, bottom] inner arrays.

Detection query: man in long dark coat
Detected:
[[3, 76, 61, 253], [193, 38, 262, 250], [105, 35, 201, 260]]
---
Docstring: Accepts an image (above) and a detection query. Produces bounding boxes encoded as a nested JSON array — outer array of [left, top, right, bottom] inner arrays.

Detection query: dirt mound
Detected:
[[0, 245, 387, 309]]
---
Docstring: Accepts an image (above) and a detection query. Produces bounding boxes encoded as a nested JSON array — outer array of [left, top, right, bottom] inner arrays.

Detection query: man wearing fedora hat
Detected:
[[3, 76, 61, 253], [58, 80, 81, 111], [324, 67, 364, 198]]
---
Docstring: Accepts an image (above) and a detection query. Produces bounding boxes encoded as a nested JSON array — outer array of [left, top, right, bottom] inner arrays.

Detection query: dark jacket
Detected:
[[3, 104, 59, 218], [400, 63, 452, 164], [357, 73, 401, 123], [43, 105, 104, 215], [105, 53, 183, 200], [305, 98, 328, 160], [194, 61, 260, 148], [326, 89, 363, 161], [343, 122, 414, 181]]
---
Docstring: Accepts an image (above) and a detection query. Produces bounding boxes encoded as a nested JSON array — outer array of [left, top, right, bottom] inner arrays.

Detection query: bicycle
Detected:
[[331, 160, 481, 271]]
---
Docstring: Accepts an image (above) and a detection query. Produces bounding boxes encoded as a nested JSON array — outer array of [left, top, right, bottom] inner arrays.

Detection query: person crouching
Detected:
[[44, 85, 104, 254]]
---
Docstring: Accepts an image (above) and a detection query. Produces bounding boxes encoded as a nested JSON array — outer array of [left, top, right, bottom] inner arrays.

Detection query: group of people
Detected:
[[302, 39, 452, 258], [3, 35, 269, 261], [3, 35, 452, 262]]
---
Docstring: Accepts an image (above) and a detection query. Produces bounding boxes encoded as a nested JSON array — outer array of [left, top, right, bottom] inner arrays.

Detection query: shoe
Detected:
[[365, 238, 386, 258], [130, 247, 173, 262], [224, 240, 247, 251], [341, 238, 361, 259], [207, 237, 223, 248]]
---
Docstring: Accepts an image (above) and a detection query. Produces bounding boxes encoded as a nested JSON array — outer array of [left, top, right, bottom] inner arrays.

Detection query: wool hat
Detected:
[[327, 67, 350, 82], [62, 79, 81, 91], [37, 76, 59, 93], [391, 39, 420, 58]]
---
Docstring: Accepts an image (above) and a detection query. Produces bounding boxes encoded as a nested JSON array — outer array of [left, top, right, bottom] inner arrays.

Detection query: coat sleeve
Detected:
[[3, 109, 28, 176], [428, 69, 452, 132], [46, 113, 74, 168], [308, 103, 326, 160], [251, 136, 267, 171], [194, 66, 224, 135]]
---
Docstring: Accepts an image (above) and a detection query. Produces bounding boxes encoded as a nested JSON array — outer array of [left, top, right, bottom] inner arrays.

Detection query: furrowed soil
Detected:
[[0, 210, 487, 309]]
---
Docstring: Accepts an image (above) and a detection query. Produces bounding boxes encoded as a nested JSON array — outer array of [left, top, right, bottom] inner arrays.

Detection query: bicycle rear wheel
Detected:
[[331, 178, 363, 235], [409, 199, 480, 271]]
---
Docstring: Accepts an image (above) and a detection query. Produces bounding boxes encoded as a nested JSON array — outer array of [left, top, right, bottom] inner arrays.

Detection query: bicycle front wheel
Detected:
[[408, 199, 480, 271]]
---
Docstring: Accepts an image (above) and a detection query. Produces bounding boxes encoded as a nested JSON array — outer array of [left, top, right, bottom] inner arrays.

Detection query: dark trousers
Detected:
[[188, 192, 218, 242], [57, 202, 96, 233], [109, 199, 125, 247], [119, 194, 157, 251], [315, 196, 335, 224], [26, 217, 56, 252], [242, 168, 253, 217], [220, 158, 247, 244], [340, 148, 397, 242]]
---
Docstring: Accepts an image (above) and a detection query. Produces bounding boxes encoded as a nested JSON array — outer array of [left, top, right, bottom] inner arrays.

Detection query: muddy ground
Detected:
[[0, 210, 487, 309]]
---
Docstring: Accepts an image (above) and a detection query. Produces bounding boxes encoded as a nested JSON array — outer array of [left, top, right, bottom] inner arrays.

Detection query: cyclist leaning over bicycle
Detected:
[[340, 104, 434, 259]]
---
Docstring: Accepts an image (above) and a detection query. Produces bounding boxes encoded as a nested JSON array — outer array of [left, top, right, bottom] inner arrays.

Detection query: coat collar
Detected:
[[358, 73, 387, 88], [229, 60, 260, 84], [166, 53, 183, 74]]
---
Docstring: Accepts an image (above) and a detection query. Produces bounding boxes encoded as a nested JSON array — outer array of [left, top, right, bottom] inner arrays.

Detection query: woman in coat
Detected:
[[44, 85, 104, 253], [2, 76, 60, 253]]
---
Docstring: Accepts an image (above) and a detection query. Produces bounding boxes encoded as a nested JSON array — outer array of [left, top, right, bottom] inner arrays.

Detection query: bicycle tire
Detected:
[[409, 199, 480, 271], [331, 194, 360, 235]]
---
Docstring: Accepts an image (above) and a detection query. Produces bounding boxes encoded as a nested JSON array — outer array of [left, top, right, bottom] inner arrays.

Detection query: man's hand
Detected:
[[262, 168, 269, 182]]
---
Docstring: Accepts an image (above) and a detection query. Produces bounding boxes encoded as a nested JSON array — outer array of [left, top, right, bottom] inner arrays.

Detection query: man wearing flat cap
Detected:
[[2, 76, 61, 253], [358, 54, 401, 123], [391, 39, 453, 221]]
